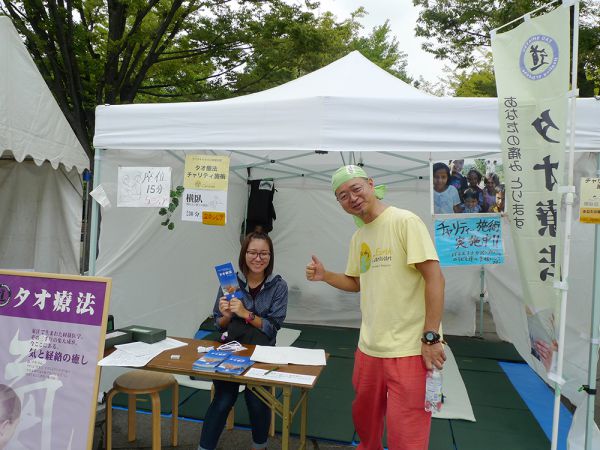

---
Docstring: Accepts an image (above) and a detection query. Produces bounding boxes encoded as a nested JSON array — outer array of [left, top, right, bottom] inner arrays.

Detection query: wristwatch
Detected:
[[245, 312, 256, 324], [421, 330, 444, 345]]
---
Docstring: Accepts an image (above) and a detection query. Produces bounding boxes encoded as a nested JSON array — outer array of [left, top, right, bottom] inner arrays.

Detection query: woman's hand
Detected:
[[218, 297, 233, 318], [228, 298, 248, 317], [534, 339, 557, 371]]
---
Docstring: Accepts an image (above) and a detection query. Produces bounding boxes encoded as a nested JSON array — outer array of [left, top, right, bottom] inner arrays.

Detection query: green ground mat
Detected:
[[111, 326, 549, 449], [452, 404, 550, 449], [454, 355, 506, 373], [460, 370, 529, 409], [284, 323, 359, 358], [429, 420, 455, 450], [445, 335, 524, 362]]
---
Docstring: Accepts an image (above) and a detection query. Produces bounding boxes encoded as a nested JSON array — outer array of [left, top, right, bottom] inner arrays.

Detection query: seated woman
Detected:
[[199, 231, 288, 450]]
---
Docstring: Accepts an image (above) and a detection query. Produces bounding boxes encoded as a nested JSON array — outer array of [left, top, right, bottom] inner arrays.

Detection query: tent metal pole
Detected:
[[551, 2, 580, 449], [479, 266, 485, 337], [585, 154, 600, 450], [88, 149, 102, 276]]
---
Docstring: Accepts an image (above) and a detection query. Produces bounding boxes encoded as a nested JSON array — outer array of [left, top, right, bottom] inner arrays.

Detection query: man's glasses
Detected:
[[246, 250, 271, 260], [336, 184, 364, 203]]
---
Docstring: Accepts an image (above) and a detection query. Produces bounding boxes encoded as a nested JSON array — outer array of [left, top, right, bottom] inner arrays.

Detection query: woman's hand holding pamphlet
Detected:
[[215, 262, 243, 300]]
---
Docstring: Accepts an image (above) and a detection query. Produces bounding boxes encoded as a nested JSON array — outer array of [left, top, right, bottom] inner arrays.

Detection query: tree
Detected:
[[413, 0, 600, 96], [448, 53, 497, 97], [0, 1, 410, 160]]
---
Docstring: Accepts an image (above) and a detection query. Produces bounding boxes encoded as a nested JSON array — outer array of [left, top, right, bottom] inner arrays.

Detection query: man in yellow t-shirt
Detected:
[[306, 165, 446, 450]]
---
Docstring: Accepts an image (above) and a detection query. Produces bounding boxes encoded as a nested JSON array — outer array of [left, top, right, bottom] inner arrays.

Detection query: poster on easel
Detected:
[[182, 155, 229, 225], [0, 270, 111, 450]]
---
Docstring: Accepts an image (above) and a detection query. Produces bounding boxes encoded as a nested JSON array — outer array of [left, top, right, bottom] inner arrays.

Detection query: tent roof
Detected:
[[224, 51, 431, 102], [93, 51, 600, 154], [0, 16, 88, 173]]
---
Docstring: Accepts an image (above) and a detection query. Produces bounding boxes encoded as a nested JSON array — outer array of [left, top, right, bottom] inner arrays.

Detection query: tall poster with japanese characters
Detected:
[[0, 271, 111, 450], [492, 6, 569, 373]]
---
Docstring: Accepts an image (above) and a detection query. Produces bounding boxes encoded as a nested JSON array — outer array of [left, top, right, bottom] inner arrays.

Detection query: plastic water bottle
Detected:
[[424, 368, 443, 413]]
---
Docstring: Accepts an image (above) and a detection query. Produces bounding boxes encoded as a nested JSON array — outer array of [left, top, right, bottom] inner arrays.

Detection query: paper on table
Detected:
[[116, 337, 186, 356], [251, 346, 326, 366], [99, 337, 187, 367], [98, 350, 156, 367], [244, 368, 316, 386]]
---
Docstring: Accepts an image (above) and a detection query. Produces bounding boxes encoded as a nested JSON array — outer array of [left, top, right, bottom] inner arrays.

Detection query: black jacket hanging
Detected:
[[245, 179, 276, 233]]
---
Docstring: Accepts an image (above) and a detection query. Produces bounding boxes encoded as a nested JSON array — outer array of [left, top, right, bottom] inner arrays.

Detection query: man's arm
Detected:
[[415, 259, 446, 370], [306, 255, 360, 292]]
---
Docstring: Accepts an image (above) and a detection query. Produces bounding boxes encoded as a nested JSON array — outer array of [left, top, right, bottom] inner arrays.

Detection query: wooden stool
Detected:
[[105, 370, 178, 450]]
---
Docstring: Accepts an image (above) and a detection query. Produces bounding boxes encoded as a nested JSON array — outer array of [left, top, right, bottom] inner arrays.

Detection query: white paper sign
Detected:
[[244, 368, 316, 386], [117, 166, 171, 207], [181, 188, 227, 223]]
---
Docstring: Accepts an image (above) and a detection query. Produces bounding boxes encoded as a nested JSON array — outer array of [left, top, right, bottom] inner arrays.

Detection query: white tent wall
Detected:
[[95, 148, 600, 410], [0, 160, 83, 274], [0, 16, 89, 275]]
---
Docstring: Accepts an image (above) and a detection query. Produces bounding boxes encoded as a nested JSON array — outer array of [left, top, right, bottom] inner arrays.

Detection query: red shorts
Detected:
[[352, 349, 431, 450]]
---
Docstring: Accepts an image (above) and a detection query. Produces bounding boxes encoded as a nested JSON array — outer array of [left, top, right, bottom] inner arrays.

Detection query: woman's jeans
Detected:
[[199, 380, 270, 450]]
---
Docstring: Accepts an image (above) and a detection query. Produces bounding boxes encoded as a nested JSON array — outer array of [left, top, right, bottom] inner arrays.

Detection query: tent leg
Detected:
[[88, 149, 103, 276], [478, 266, 485, 337], [585, 155, 600, 450]]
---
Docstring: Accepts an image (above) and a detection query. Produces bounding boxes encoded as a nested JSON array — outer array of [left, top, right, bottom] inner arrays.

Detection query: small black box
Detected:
[[120, 325, 167, 344]]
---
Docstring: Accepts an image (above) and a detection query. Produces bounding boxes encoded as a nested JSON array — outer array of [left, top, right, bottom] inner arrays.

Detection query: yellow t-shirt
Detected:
[[345, 207, 439, 358]]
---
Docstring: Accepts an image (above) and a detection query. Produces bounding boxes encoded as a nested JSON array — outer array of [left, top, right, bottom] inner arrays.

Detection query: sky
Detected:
[[314, 0, 449, 83]]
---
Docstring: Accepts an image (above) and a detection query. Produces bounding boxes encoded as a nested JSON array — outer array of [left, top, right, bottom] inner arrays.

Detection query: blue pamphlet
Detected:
[[215, 355, 254, 375], [215, 262, 243, 300], [192, 350, 231, 372]]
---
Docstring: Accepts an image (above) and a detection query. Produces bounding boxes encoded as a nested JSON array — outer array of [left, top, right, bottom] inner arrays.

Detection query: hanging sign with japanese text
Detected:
[[181, 189, 228, 225], [117, 166, 171, 207], [0, 270, 111, 450], [182, 155, 230, 224], [183, 155, 230, 190], [579, 177, 600, 224], [492, 6, 569, 372], [434, 217, 505, 266]]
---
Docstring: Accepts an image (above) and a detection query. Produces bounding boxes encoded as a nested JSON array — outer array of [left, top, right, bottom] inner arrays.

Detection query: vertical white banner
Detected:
[[492, 5, 570, 373]]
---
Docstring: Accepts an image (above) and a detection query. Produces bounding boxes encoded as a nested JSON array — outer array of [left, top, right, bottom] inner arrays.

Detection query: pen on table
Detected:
[[264, 366, 280, 375]]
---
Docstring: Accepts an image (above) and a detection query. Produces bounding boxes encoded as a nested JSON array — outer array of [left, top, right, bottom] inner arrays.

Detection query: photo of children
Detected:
[[432, 162, 461, 214], [431, 158, 505, 215]]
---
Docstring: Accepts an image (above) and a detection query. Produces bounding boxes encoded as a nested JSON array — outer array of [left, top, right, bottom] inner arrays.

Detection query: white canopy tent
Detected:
[[0, 16, 89, 274], [92, 51, 600, 411]]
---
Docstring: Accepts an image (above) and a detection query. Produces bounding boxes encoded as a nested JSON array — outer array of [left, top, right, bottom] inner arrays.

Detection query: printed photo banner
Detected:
[[434, 217, 505, 267], [492, 5, 569, 371], [0, 271, 111, 450], [117, 166, 172, 207]]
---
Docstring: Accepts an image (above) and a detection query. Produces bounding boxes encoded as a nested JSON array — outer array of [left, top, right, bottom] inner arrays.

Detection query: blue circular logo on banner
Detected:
[[519, 34, 559, 80]]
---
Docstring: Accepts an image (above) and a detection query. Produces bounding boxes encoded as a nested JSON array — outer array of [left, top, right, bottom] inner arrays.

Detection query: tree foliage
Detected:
[[0, 0, 409, 159], [413, 0, 600, 96]]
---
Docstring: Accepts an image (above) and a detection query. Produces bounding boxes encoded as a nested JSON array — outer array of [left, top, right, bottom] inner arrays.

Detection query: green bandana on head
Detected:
[[331, 165, 369, 193], [331, 165, 387, 227]]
